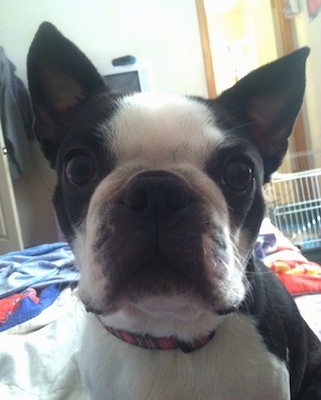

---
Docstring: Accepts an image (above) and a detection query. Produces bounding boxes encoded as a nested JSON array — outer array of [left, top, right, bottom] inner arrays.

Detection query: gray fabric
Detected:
[[0, 47, 32, 179]]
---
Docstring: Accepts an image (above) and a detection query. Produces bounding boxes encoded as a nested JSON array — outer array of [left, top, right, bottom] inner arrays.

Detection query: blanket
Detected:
[[0, 288, 89, 400], [257, 218, 321, 295], [0, 243, 78, 300]]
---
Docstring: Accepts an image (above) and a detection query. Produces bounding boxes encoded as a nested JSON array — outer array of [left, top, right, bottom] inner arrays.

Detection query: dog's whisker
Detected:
[[220, 121, 257, 135]]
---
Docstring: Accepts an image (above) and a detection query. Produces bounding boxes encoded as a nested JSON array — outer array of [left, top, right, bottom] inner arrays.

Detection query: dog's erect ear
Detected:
[[27, 22, 107, 167], [215, 48, 310, 182]]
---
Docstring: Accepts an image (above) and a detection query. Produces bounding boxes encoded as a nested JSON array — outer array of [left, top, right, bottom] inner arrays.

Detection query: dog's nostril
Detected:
[[165, 185, 191, 210], [123, 186, 148, 212]]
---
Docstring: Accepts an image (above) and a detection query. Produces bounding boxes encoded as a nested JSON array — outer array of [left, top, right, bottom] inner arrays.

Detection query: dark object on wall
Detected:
[[112, 55, 136, 66]]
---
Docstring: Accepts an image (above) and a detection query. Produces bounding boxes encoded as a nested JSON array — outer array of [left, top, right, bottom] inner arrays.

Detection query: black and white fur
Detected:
[[27, 22, 321, 400]]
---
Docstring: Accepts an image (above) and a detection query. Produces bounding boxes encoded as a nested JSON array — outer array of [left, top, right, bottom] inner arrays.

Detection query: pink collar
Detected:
[[103, 325, 215, 353]]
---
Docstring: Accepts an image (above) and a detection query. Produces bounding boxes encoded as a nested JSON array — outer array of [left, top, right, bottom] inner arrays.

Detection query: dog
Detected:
[[27, 22, 321, 400]]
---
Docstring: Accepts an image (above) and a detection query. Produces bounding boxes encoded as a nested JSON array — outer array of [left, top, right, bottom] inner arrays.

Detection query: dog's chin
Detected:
[[80, 282, 240, 340], [108, 292, 213, 321], [94, 291, 232, 339]]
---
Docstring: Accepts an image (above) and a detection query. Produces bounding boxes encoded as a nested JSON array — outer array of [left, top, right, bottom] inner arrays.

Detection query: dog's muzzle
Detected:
[[90, 169, 233, 314]]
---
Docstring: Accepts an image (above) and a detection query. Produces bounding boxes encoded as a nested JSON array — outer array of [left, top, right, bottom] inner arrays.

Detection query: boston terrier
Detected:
[[27, 22, 321, 400]]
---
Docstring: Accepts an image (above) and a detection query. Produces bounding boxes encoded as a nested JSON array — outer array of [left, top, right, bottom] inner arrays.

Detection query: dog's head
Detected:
[[28, 22, 308, 339]]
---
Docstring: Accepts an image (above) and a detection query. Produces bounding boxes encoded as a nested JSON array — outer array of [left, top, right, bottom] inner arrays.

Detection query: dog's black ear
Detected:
[[215, 48, 310, 182], [27, 22, 107, 167]]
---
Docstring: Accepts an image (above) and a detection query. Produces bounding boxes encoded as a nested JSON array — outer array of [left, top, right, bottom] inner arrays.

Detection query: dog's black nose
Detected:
[[122, 171, 193, 219]]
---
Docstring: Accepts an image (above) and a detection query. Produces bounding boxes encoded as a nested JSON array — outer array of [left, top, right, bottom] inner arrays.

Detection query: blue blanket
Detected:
[[0, 242, 79, 299]]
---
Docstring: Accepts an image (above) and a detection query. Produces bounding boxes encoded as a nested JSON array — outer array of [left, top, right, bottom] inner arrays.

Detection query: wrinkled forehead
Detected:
[[106, 93, 224, 167]]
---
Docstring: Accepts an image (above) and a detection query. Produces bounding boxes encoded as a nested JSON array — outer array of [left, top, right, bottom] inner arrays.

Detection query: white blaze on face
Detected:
[[109, 93, 224, 169]]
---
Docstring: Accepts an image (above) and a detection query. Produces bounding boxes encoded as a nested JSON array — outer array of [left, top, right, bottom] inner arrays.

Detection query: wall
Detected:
[[206, 0, 278, 95], [0, 0, 207, 247], [207, 8, 245, 94], [242, 0, 278, 67], [292, 0, 321, 156]]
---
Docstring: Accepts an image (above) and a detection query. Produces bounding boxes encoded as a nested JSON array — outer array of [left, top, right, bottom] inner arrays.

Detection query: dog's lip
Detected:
[[130, 295, 238, 319], [130, 293, 211, 321], [96, 291, 238, 321]]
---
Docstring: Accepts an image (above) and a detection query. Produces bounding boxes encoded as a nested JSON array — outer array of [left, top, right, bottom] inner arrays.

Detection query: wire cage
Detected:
[[264, 151, 321, 250]]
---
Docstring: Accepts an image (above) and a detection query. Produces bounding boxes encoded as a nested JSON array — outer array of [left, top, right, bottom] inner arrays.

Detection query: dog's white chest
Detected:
[[78, 313, 290, 400]]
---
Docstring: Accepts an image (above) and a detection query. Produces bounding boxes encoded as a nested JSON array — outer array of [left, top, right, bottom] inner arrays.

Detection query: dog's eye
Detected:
[[65, 154, 95, 186], [223, 158, 254, 192]]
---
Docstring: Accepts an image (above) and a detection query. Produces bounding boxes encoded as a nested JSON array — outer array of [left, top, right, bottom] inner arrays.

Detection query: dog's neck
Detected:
[[99, 318, 216, 353]]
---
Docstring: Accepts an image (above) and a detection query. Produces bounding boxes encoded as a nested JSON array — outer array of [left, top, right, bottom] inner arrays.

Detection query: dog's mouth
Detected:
[[81, 254, 239, 323]]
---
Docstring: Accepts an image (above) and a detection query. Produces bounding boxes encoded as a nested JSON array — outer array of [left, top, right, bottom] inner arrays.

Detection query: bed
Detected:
[[0, 220, 321, 399]]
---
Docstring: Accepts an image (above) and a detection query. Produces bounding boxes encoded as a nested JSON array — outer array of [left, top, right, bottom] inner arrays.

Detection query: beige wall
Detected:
[[206, 0, 278, 95], [292, 0, 321, 156], [0, 0, 207, 247]]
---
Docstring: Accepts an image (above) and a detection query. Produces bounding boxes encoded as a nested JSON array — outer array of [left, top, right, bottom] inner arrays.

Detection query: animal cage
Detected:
[[264, 151, 321, 250]]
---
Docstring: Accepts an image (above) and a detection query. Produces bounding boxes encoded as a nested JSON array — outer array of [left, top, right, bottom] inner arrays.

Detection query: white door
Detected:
[[0, 123, 24, 254]]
